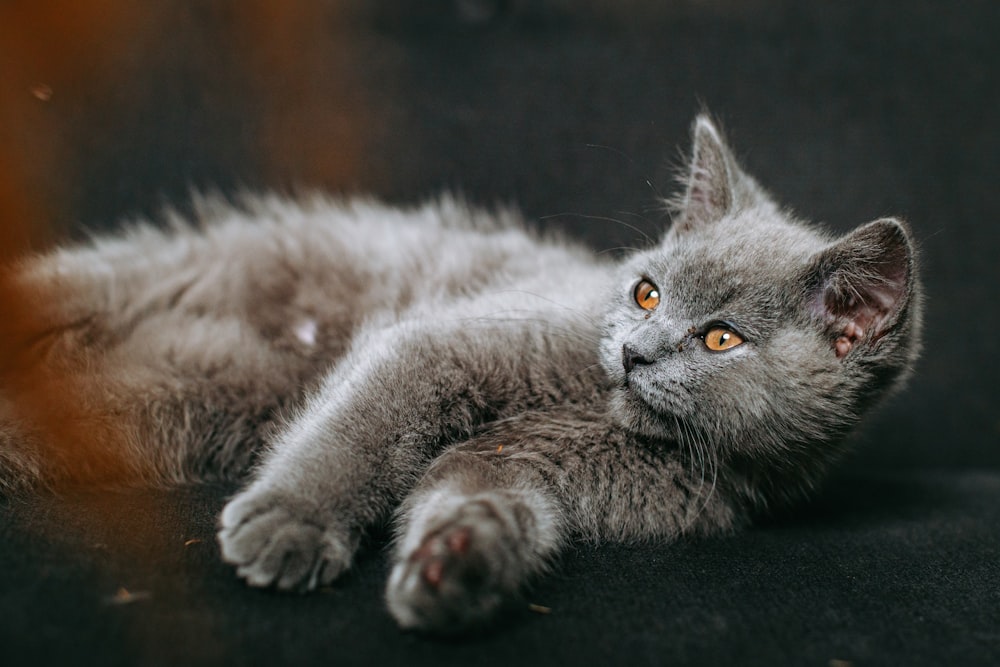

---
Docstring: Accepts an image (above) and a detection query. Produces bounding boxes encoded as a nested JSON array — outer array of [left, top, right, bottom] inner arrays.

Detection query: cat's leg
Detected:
[[385, 418, 746, 632], [217, 315, 601, 591], [384, 444, 565, 633]]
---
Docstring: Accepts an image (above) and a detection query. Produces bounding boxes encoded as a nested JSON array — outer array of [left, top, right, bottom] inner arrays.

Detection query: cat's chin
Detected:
[[609, 385, 682, 442]]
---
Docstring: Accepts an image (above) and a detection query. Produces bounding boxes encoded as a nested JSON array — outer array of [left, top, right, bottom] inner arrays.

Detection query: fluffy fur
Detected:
[[0, 116, 921, 633]]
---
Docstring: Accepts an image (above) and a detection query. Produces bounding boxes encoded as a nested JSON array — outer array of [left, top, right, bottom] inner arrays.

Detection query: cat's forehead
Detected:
[[637, 213, 824, 314], [667, 212, 819, 270]]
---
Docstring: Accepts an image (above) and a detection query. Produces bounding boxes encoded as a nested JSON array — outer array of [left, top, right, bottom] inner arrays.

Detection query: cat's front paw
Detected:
[[386, 500, 521, 633], [217, 488, 357, 591]]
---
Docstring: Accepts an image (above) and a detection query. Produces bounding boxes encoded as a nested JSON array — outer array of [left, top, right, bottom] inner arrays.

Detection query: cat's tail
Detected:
[[0, 382, 142, 496], [0, 372, 280, 496], [0, 416, 44, 496]]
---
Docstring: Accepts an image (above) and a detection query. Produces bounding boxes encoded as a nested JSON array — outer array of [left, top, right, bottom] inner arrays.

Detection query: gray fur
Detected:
[[0, 116, 921, 633]]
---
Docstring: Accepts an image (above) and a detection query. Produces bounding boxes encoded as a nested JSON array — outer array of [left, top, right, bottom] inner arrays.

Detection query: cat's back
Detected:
[[17, 193, 609, 366], [241, 193, 611, 323]]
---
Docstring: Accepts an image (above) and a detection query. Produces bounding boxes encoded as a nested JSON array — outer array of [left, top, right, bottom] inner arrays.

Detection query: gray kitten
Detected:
[[0, 116, 921, 633]]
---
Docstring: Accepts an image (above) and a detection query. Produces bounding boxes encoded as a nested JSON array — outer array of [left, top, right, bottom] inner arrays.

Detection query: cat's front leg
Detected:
[[217, 383, 385, 590], [218, 486, 359, 590], [218, 316, 598, 592], [385, 405, 746, 631], [386, 446, 565, 633]]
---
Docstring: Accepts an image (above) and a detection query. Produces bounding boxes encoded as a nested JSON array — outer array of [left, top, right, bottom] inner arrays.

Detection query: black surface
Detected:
[[1, 1, 998, 665], [3, 473, 998, 666]]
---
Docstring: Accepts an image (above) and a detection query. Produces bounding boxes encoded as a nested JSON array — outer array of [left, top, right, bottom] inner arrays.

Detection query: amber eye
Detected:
[[703, 326, 745, 352], [633, 279, 661, 311]]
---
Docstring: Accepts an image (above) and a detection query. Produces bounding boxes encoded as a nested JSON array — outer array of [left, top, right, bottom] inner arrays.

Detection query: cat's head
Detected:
[[599, 116, 922, 505]]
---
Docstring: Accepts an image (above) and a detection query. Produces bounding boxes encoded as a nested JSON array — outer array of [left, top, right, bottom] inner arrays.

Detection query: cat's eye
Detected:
[[633, 279, 660, 311], [703, 326, 744, 352]]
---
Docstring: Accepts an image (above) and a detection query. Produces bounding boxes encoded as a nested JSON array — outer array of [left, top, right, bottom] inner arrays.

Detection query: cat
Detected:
[[0, 115, 921, 633]]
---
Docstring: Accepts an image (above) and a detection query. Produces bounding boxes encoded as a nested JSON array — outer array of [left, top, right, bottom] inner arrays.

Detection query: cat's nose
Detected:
[[622, 344, 652, 374]]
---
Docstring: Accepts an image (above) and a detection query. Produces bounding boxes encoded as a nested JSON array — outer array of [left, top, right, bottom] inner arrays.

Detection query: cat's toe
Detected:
[[385, 509, 515, 632], [218, 489, 355, 591]]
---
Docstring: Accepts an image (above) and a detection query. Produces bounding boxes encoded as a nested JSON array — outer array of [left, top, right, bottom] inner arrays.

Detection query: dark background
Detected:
[[1, 1, 998, 665]]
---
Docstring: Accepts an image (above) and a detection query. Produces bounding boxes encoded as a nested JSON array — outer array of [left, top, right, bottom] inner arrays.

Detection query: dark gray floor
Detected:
[[3, 471, 998, 666], [1, 1, 998, 664]]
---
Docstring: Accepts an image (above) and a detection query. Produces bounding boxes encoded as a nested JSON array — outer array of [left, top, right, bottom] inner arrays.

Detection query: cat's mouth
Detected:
[[621, 368, 690, 419], [611, 375, 691, 440]]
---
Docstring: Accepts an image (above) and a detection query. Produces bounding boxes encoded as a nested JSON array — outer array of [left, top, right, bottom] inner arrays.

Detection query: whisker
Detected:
[[583, 143, 666, 200], [612, 210, 661, 237], [687, 428, 720, 528], [596, 246, 644, 256], [487, 289, 597, 314], [540, 212, 654, 246]]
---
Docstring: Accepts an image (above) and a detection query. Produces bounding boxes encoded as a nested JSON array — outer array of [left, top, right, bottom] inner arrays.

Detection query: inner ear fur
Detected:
[[675, 114, 765, 232], [674, 115, 744, 231], [807, 218, 915, 354], [682, 117, 734, 223]]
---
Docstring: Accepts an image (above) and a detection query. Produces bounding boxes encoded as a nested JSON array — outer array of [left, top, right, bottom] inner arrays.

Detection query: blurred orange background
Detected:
[[0, 1, 373, 483]]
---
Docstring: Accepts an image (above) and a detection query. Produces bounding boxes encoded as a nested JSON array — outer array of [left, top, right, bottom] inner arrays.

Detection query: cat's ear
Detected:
[[675, 115, 745, 230], [807, 218, 917, 358]]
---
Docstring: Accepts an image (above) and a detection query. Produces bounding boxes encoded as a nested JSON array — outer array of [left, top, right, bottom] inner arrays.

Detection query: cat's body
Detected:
[[0, 117, 921, 632]]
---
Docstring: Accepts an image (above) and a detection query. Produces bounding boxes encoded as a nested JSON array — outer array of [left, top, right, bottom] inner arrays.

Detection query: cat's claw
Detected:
[[386, 501, 520, 633], [217, 489, 356, 591]]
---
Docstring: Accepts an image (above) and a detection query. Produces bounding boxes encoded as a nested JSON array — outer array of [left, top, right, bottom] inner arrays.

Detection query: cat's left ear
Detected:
[[675, 115, 756, 231], [807, 218, 917, 358]]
